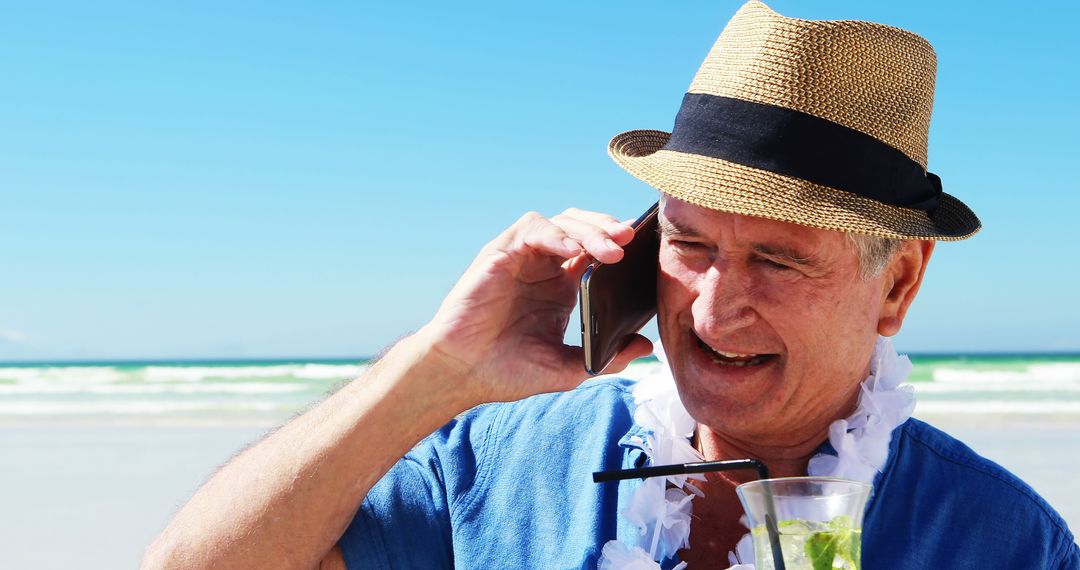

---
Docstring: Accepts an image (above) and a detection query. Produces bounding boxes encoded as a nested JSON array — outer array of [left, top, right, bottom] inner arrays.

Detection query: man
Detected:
[[143, 2, 1078, 569]]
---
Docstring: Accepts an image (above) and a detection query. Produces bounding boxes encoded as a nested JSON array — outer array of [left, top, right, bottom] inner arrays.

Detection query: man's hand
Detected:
[[420, 208, 654, 405], [141, 207, 654, 570]]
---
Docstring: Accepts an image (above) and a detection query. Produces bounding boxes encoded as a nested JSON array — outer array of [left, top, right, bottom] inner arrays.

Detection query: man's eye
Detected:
[[758, 257, 792, 271], [665, 239, 708, 254]]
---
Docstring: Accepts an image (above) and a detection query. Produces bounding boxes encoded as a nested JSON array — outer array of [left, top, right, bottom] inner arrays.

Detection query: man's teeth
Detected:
[[709, 354, 758, 366], [700, 342, 768, 366]]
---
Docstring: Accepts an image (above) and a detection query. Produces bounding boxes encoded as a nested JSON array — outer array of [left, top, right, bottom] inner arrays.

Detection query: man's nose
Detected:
[[691, 263, 757, 337]]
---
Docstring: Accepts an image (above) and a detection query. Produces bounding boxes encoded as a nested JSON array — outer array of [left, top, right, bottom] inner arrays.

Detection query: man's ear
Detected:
[[877, 240, 935, 337]]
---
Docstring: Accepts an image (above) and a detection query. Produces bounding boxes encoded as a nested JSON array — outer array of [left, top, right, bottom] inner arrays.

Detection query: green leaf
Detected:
[[828, 515, 854, 532], [805, 531, 839, 570]]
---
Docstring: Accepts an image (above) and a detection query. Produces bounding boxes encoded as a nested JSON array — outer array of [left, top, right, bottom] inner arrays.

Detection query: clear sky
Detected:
[[2, 1, 1078, 361]]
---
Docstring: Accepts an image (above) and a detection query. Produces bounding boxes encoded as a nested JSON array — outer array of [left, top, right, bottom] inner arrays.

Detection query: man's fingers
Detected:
[[545, 340, 652, 393], [556, 334, 655, 382], [491, 209, 633, 267], [599, 335, 655, 376], [560, 208, 634, 243], [549, 215, 626, 264], [496, 212, 582, 262], [563, 252, 595, 280]]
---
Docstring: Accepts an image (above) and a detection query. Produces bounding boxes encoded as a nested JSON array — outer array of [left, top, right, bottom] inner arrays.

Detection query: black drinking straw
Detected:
[[593, 459, 787, 570]]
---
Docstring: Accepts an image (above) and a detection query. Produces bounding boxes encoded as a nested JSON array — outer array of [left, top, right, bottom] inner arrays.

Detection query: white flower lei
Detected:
[[598, 336, 916, 570]]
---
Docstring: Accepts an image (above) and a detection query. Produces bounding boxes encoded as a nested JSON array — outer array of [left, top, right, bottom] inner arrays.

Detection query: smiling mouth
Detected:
[[695, 335, 777, 368]]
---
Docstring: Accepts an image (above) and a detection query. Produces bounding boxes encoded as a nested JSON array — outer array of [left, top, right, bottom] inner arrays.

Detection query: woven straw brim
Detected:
[[610, 129, 981, 241]]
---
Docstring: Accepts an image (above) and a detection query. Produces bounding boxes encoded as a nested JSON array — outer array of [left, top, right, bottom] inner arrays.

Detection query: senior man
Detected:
[[144, 2, 1078, 569]]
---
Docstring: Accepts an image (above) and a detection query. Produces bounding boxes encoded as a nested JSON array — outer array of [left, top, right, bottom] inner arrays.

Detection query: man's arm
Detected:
[[141, 329, 468, 569], [140, 210, 653, 569]]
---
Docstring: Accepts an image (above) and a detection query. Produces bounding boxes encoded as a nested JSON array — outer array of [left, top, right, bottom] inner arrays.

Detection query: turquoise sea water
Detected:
[[1, 353, 1079, 424], [0, 359, 365, 423]]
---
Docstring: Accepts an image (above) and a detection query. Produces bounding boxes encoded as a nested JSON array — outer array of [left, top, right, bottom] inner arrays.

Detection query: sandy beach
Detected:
[[1, 414, 1077, 569], [0, 424, 267, 569]]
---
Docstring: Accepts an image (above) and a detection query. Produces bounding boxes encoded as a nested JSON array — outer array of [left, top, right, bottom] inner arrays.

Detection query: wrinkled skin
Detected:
[[655, 196, 934, 565], [657, 195, 932, 457]]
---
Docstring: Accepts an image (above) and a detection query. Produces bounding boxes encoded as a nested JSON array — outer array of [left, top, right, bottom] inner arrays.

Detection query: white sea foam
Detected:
[[0, 400, 289, 416], [4, 357, 1078, 420], [914, 382, 1080, 394], [916, 401, 1080, 415], [0, 366, 129, 384], [141, 364, 365, 383], [932, 363, 1080, 384], [292, 363, 367, 379], [0, 382, 311, 395], [0, 363, 366, 385]]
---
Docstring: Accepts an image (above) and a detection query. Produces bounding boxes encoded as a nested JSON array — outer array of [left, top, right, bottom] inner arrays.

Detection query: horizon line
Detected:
[[3, 350, 1080, 366]]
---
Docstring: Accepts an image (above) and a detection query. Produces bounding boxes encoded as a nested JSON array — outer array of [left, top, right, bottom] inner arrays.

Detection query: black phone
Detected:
[[579, 202, 660, 375]]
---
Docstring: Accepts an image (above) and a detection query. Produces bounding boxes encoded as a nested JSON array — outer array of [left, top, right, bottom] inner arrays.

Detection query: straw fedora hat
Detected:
[[609, 1, 980, 240]]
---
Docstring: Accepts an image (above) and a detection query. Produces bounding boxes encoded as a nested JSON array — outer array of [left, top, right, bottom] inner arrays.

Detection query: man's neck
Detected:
[[693, 422, 831, 481], [690, 373, 866, 481]]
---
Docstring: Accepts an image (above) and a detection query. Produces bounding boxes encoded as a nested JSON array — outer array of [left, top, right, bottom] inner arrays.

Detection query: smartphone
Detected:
[[579, 202, 659, 375]]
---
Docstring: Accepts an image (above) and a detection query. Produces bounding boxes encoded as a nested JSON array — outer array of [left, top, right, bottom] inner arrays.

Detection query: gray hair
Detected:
[[846, 233, 903, 280]]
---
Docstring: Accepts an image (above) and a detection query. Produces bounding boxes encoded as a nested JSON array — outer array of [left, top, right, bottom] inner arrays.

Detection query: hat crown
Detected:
[[689, 1, 937, 169]]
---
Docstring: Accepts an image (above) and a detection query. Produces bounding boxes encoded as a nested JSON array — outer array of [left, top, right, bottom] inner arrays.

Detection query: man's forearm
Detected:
[[141, 329, 472, 569]]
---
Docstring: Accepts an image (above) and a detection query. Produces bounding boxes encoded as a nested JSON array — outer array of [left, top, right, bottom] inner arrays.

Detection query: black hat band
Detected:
[[663, 93, 942, 214]]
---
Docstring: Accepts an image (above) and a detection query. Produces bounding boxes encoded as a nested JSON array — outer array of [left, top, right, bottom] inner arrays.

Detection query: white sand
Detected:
[[0, 425, 267, 569], [1, 418, 1077, 569]]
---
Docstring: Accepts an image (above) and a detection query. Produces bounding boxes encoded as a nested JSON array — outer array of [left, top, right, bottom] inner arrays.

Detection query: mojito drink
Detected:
[[750, 516, 861, 570], [736, 477, 871, 570]]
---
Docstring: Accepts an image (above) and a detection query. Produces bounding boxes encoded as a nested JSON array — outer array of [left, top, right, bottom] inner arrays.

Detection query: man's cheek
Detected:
[[657, 265, 695, 310]]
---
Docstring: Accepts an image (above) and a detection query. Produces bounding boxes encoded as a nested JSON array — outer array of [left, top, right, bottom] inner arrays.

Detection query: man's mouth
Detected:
[[696, 335, 777, 367]]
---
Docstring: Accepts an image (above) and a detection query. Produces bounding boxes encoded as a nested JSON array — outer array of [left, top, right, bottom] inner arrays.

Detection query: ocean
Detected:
[[3, 352, 1080, 568], [2, 353, 1080, 425]]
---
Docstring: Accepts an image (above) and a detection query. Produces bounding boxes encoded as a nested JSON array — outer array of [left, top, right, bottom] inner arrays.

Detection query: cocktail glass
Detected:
[[736, 477, 871, 570]]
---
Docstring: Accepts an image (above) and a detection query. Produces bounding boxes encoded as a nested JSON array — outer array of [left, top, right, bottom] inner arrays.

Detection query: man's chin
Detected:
[[677, 388, 768, 437]]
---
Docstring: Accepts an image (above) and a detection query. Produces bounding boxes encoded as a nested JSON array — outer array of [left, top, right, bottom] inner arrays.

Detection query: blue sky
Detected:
[[2, 1, 1078, 361]]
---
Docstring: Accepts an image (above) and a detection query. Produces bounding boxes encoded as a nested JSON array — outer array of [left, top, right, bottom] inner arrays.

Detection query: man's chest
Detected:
[[676, 488, 749, 568]]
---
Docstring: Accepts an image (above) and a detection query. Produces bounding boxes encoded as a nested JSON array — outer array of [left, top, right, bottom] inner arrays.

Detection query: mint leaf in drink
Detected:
[[829, 516, 861, 568], [827, 515, 854, 532], [805, 531, 839, 570]]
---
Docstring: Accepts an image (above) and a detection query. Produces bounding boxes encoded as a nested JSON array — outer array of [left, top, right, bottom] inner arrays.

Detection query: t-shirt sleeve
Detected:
[[1056, 535, 1080, 570], [338, 405, 500, 569]]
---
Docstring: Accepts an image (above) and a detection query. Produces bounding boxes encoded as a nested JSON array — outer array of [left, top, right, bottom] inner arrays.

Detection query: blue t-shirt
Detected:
[[341, 377, 1079, 569]]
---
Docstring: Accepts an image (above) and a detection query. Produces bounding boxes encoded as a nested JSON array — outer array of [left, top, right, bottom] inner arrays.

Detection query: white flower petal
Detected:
[[734, 532, 755, 564], [624, 478, 667, 536], [816, 336, 914, 483], [598, 541, 663, 570]]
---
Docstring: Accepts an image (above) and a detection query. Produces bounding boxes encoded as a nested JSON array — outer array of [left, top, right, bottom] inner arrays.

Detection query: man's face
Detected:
[[656, 197, 888, 439]]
